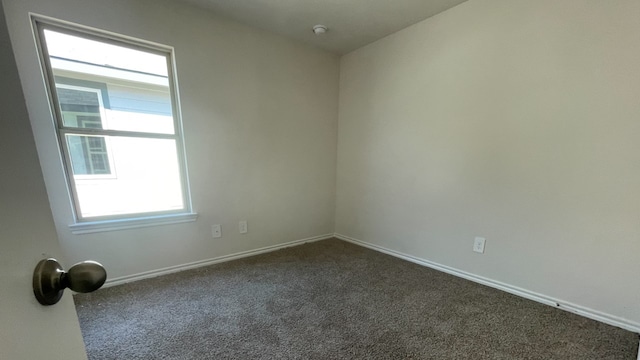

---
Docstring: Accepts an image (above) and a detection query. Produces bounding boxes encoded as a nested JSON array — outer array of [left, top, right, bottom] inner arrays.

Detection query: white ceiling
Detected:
[[178, 0, 469, 54]]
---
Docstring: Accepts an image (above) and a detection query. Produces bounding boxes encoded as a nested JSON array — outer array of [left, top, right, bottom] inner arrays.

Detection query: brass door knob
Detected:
[[33, 258, 107, 305]]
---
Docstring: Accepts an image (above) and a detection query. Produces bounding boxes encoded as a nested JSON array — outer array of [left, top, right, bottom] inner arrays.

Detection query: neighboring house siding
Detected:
[[108, 84, 172, 116]]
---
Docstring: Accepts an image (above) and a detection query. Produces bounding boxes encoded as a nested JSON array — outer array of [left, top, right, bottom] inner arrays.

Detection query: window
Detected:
[[56, 84, 114, 176], [34, 18, 194, 228]]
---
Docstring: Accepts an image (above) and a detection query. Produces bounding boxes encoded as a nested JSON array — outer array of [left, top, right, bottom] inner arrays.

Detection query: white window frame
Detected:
[[32, 16, 196, 231]]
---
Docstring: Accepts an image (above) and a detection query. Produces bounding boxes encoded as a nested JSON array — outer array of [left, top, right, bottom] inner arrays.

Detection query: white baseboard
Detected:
[[104, 233, 334, 288], [334, 233, 640, 334]]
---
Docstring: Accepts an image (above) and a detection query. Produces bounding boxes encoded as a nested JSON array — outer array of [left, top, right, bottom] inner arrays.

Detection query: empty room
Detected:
[[1, 0, 639, 358]]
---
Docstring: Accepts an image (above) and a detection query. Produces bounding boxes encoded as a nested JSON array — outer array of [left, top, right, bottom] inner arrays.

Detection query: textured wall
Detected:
[[336, 0, 640, 327]]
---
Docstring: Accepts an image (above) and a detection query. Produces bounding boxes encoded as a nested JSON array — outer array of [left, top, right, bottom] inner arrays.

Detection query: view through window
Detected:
[[36, 22, 191, 221]]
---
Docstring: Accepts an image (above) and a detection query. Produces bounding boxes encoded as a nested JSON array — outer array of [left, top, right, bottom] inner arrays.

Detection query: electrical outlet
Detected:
[[212, 224, 222, 238], [239, 220, 248, 234], [473, 237, 486, 253]]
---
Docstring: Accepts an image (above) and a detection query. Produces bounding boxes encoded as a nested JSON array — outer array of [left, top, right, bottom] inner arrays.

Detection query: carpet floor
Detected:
[[74, 238, 639, 359]]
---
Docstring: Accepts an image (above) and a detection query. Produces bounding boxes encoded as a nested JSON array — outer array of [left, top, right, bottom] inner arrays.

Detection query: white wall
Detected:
[[336, 0, 640, 328], [3, 0, 339, 279], [0, 2, 87, 358]]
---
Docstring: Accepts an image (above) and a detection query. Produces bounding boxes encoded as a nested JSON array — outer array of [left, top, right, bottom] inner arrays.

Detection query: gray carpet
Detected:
[[74, 238, 639, 359]]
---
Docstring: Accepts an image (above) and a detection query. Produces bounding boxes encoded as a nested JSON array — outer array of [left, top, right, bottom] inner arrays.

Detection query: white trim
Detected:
[[69, 212, 198, 234], [334, 233, 640, 334], [104, 233, 334, 287]]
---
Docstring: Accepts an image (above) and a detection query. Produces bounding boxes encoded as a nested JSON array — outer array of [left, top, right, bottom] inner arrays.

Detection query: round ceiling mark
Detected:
[[312, 25, 328, 35]]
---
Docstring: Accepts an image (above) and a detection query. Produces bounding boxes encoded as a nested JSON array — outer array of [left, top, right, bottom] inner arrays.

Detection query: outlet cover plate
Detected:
[[212, 224, 222, 238], [473, 237, 486, 253], [239, 220, 248, 234]]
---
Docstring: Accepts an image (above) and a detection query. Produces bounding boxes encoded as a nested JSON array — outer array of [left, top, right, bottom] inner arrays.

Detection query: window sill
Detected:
[[69, 212, 198, 235]]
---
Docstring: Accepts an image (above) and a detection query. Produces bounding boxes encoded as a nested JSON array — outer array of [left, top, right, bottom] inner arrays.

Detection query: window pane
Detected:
[[44, 29, 167, 77], [45, 29, 175, 134], [68, 135, 185, 218]]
